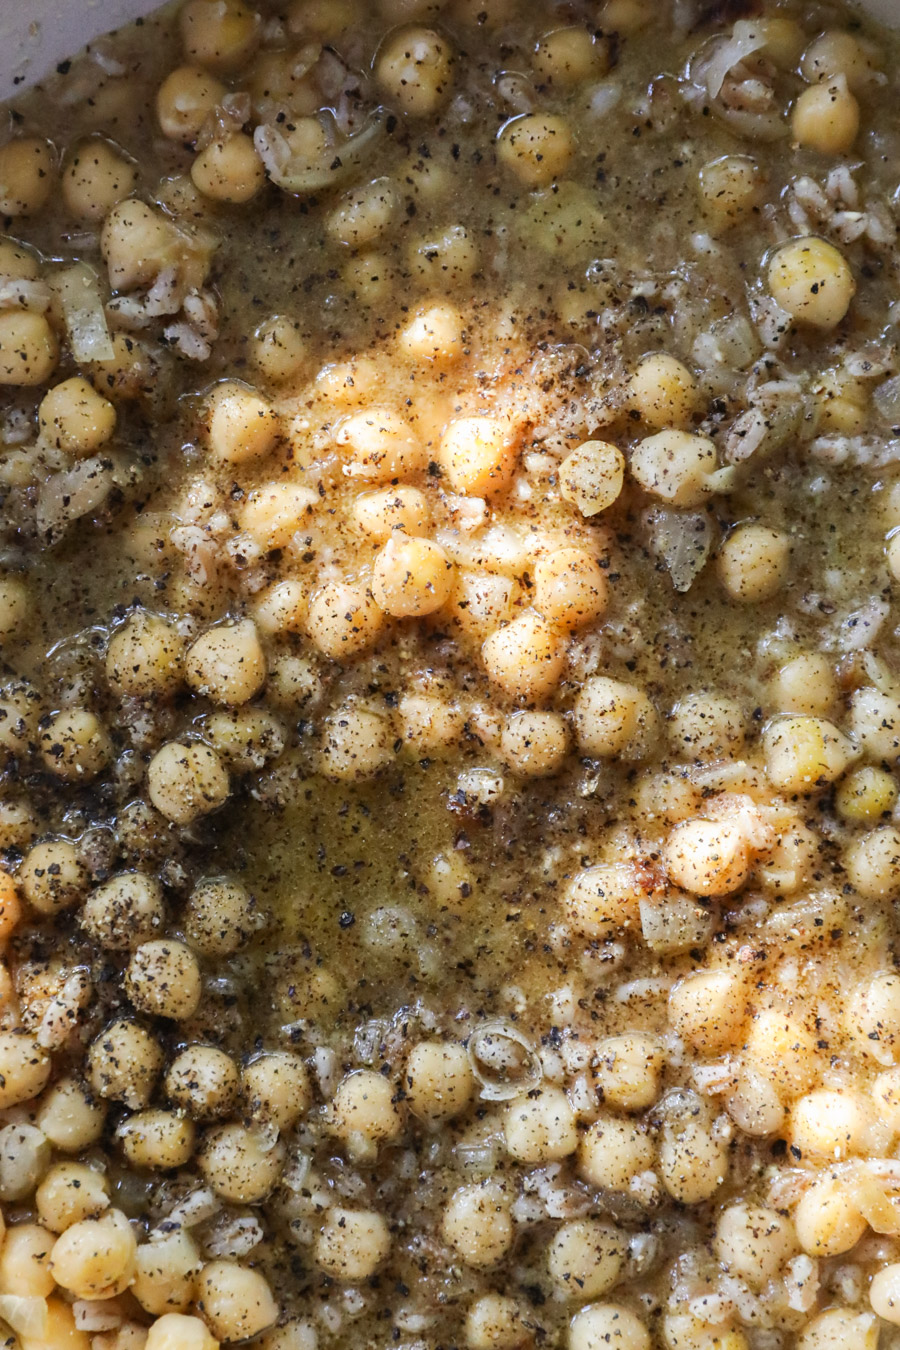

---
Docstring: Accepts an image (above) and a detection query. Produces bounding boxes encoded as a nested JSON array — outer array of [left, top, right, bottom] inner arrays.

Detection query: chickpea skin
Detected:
[[498, 114, 575, 188], [375, 27, 454, 116]]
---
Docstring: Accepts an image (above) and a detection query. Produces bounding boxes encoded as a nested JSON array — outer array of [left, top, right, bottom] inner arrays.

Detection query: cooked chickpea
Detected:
[[500, 710, 568, 777], [88, 330, 159, 400], [578, 1115, 654, 1192], [466, 1293, 527, 1350], [559, 440, 624, 517], [147, 1313, 217, 1350], [315, 1207, 391, 1280], [0, 1222, 55, 1296], [768, 237, 855, 329], [88, 1020, 164, 1109], [192, 134, 265, 203], [207, 381, 279, 464], [715, 1204, 796, 1286], [498, 114, 575, 188], [0, 575, 28, 639], [548, 1219, 625, 1299], [573, 676, 657, 759], [534, 548, 608, 631], [37, 1077, 107, 1152], [36, 1162, 110, 1232], [196, 1260, 278, 1341], [762, 716, 854, 794], [630, 354, 699, 431], [375, 27, 454, 116], [770, 651, 836, 717], [186, 876, 257, 956], [337, 406, 426, 481], [400, 302, 464, 365], [505, 1086, 577, 1162], [101, 199, 181, 291], [789, 1088, 870, 1162], [443, 1180, 513, 1267], [409, 223, 479, 287], [147, 741, 230, 824], [669, 970, 747, 1055], [82, 871, 165, 951], [253, 580, 308, 637], [133, 1228, 202, 1315], [125, 939, 202, 1020], [439, 415, 515, 496], [40, 709, 111, 781], [19, 838, 89, 915], [180, 0, 261, 72], [718, 524, 790, 602], [0, 310, 58, 386], [198, 1121, 285, 1203], [354, 487, 430, 541], [871, 1266, 900, 1324], [594, 1033, 663, 1111], [569, 1305, 649, 1350], [630, 430, 717, 507], [329, 177, 397, 248], [166, 1045, 240, 1120], [308, 582, 384, 660], [117, 1109, 196, 1170], [658, 1100, 728, 1204], [405, 1041, 473, 1123], [107, 610, 184, 698], [243, 1052, 310, 1130], [836, 765, 897, 822], [39, 376, 116, 456], [372, 536, 454, 618], [847, 971, 900, 1063], [802, 30, 877, 91], [185, 619, 266, 706], [0, 1028, 50, 1108], [253, 314, 306, 384], [534, 28, 609, 86], [62, 139, 138, 221], [792, 77, 859, 154], [482, 612, 566, 703], [699, 155, 765, 231], [180, 709, 278, 771], [794, 1175, 867, 1256], [850, 685, 900, 761], [0, 870, 21, 944], [563, 862, 641, 939], [333, 1068, 403, 1149], [745, 1010, 819, 1100], [320, 704, 393, 780], [0, 137, 55, 217], [50, 1207, 136, 1299], [798, 1309, 879, 1350], [844, 825, 900, 898], [156, 65, 228, 141]]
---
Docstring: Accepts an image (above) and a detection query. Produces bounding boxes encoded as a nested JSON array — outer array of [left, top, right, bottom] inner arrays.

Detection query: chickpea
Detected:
[[798, 1310, 879, 1349], [372, 536, 454, 618], [559, 440, 624, 516], [409, 224, 479, 288], [166, 1045, 240, 1120], [88, 330, 160, 401], [147, 741, 230, 824], [762, 716, 854, 794], [802, 30, 877, 91], [400, 302, 464, 366], [50, 1207, 136, 1299], [133, 1228, 202, 1315], [207, 380, 279, 464], [405, 1041, 473, 1123], [36, 1162, 110, 1232], [789, 1088, 870, 1162], [850, 686, 900, 761], [196, 1261, 278, 1341], [242, 1052, 309, 1131], [125, 939, 202, 1021], [0, 238, 39, 279], [117, 1109, 196, 1171], [375, 27, 454, 116], [548, 1219, 625, 1299], [572, 675, 657, 758], [198, 1122, 285, 1203], [337, 406, 426, 481], [253, 314, 306, 384], [62, 139, 138, 222], [329, 177, 397, 248], [0, 138, 55, 217], [770, 652, 836, 717], [745, 1009, 819, 1100], [768, 237, 855, 330], [717, 524, 790, 602], [315, 1207, 391, 1280], [563, 863, 641, 939], [333, 1068, 403, 1150], [442, 1180, 513, 1267], [307, 581, 384, 661], [320, 705, 393, 780], [180, 0, 261, 73], [669, 970, 747, 1055], [578, 1115, 654, 1192], [482, 612, 566, 704], [354, 487, 430, 541], [534, 548, 608, 631], [0, 575, 28, 639], [82, 872, 165, 951], [19, 838, 89, 915], [794, 1175, 867, 1256], [594, 1033, 663, 1112], [439, 415, 515, 496], [37, 1077, 107, 1152], [39, 376, 116, 456], [497, 114, 575, 188], [0, 310, 58, 386], [699, 155, 765, 231], [101, 199, 182, 291], [848, 971, 900, 1063], [836, 765, 897, 822], [500, 710, 568, 777], [0, 1029, 50, 1108], [505, 1086, 577, 1162], [88, 1020, 164, 1109], [715, 1204, 796, 1286], [192, 134, 265, 203], [107, 610, 184, 699], [630, 354, 699, 431], [466, 1294, 527, 1350], [40, 708, 111, 781], [146, 1314, 218, 1350], [658, 1097, 728, 1204], [792, 77, 859, 154], [156, 65, 228, 141], [0, 1223, 55, 1297], [184, 619, 266, 706], [186, 876, 257, 956], [630, 430, 717, 507], [569, 1306, 649, 1350], [533, 28, 609, 87]]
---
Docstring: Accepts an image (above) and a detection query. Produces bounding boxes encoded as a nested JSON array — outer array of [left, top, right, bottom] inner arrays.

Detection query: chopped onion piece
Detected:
[[255, 109, 387, 194], [646, 508, 713, 592], [52, 262, 115, 363], [36, 457, 115, 543], [467, 1020, 541, 1101], [704, 23, 768, 100]]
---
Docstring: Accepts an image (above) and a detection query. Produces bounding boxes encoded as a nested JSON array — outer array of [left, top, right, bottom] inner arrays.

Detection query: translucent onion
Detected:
[[52, 262, 115, 363], [254, 108, 387, 194], [467, 1019, 541, 1101]]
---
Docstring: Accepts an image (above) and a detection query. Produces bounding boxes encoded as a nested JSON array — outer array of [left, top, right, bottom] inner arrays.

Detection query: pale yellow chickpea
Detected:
[[185, 619, 266, 706], [802, 30, 877, 91], [146, 1313, 218, 1350], [375, 26, 454, 116], [769, 652, 836, 717], [717, 524, 790, 602], [814, 366, 868, 435], [466, 1293, 527, 1350], [669, 692, 746, 761], [353, 487, 430, 541], [630, 430, 717, 507], [0, 799, 38, 852], [185, 876, 256, 956], [36, 1162, 110, 1232], [0, 1028, 50, 1108], [792, 77, 859, 154], [400, 302, 464, 366], [844, 825, 900, 899], [762, 716, 854, 794], [243, 1052, 310, 1130], [156, 65, 228, 141], [794, 1174, 867, 1257], [559, 440, 624, 516], [847, 971, 900, 1063], [207, 380, 279, 464], [125, 939, 202, 1020], [337, 406, 426, 481], [117, 1109, 196, 1170], [0, 1222, 56, 1297], [500, 710, 568, 777], [548, 1219, 624, 1300], [573, 676, 657, 759], [19, 838, 89, 915], [442, 1180, 513, 1267], [88, 1020, 163, 1109], [253, 579, 307, 637], [405, 1041, 473, 1123], [699, 155, 765, 231], [768, 237, 855, 329], [62, 139, 138, 222], [497, 114, 575, 188], [328, 177, 397, 248], [669, 970, 747, 1055], [333, 1068, 403, 1149], [534, 548, 608, 631], [343, 251, 395, 307], [37, 1076, 107, 1152], [166, 1045, 240, 1120], [192, 134, 265, 203], [253, 315, 306, 385], [82, 871, 165, 951], [40, 709, 111, 782], [482, 612, 566, 704], [850, 685, 900, 761], [789, 1088, 870, 1162], [658, 1100, 728, 1204], [715, 1204, 796, 1286], [39, 376, 116, 456], [315, 1207, 391, 1280], [50, 1207, 136, 1299], [0, 310, 58, 386], [873, 1066, 900, 1132], [0, 574, 28, 639], [133, 1228, 202, 1315], [630, 354, 699, 431], [0, 137, 55, 217], [87, 330, 159, 401], [505, 1086, 577, 1162], [799, 1310, 879, 1349], [533, 28, 609, 87], [107, 610, 184, 699], [147, 741, 230, 824], [372, 536, 454, 618], [569, 1305, 650, 1350], [320, 705, 393, 780], [198, 1122, 285, 1203], [563, 863, 641, 939], [744, 1009, 819, 1100], [578, 1115, 654, 1192], [439, 415, 515, 496], [594, 1033, 663, 1111], [101, 199, 181, 291], [0, 237, 39, 279], [180, 0, 261, 72], [836, 765, 897, 822]]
